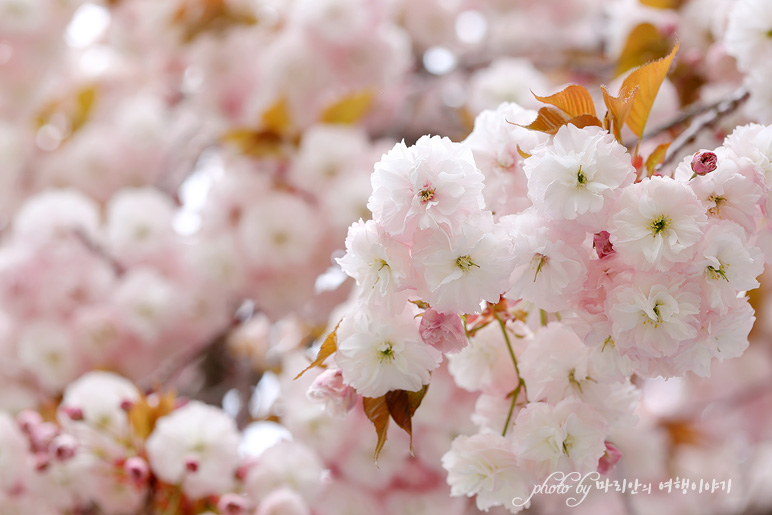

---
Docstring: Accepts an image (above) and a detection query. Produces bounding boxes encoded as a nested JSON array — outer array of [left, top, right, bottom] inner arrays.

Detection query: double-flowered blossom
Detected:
[[367, 135, 485, 243], [333, 93, 772, 513], [525, 124, 634, 224], [609, 176, 707, 271], [335, 306, 442, 398], [511, 397, 608, 479], [441, 434, 531, 513], [146, 401, 241, 499]]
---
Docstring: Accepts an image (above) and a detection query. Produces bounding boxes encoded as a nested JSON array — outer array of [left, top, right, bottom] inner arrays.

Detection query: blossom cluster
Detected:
[[4, 0, 772, 514], [330, 101, 772, 511], [0, 370, 331, 515]]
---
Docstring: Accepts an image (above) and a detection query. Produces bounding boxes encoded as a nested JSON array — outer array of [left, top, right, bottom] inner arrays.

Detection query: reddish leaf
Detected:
[[519, 106, 570, 135], [619, 42, 679, 140], [646, 142, 671, 174], [615, 23, 672, 77], [385, 385, 429, 455], [363, 396, 390, 462], [567, 114, 603, 129], [321, 90, 373, 125], [262, 98, 292, 134], [601, 85, 638, 143], [294, 322, 340, 380], [534, 85, 596, 118]]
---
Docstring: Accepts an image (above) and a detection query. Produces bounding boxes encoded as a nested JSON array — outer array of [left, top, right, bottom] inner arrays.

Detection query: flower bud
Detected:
[[597, 441, 623, 474], [16, 410, 43, 434], [184, 457, 199, 473], [124, 456, 150, 486], [691, 151, 717, 176], [593, 231, 615, 259], [217, 493, 250, 515], [306, 369, 357, 417], [51, 434, 78, 461], [30, 422, 59, 453], [61, 406, 84, 421], [418, 308, 467, 354]]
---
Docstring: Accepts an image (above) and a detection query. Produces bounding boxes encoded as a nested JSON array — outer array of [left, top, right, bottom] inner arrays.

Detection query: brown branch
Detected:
[[657, 87, 749, 170]]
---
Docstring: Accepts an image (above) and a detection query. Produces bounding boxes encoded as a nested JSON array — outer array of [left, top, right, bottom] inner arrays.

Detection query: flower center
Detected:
[[530, 254, 548, 281], [562, 434, 575, 456], [649, 215, 671, 235], [576, 166, 586, 187], [377, 342, 396, 363], [418, 187, 436, 203], [640, 301, 663, 328], [706, 263, 729, 282], [707, 194, 726, 216], [456, 255, 479, 271]]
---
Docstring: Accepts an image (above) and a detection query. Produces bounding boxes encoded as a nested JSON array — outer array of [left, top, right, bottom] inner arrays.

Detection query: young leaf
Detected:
[[601, 85, 638, 143], [517, 146, 532, 160], [519, 106, 570, 135], [615, 23, 671, 77], [128, 389, 177, 440], [220, 129, 285, 157], [294, 322, 340, 380], [321, 90, 374, 125], [384, 385, 429, 455], [646, 142, 671, 174], [262, 98, 292, 134], [533, 85, 596, 118], [619, 42, 679, 140], [566, 114, 603, 130], [639, 0, 686, 8], [363, 396, 390, 462]]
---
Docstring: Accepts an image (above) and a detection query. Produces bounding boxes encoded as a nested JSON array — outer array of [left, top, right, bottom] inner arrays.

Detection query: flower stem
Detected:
[[493, 311, 527, 437]]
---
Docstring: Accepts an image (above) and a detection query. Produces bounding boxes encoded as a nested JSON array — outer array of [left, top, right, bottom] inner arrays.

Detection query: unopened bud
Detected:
[[124, 456, 150, 486], [306, 369, 358, 417], [691, 151, 717, 176], [593, 231, 615, 259], [16, 410, 42, 434], [30, 422, 59, 453], [217, 493, 249, 515], [61, 406, 84, 421], [597, 441, 623, 474], [51, 434, 77, 461], [184, 457, 199, 473]]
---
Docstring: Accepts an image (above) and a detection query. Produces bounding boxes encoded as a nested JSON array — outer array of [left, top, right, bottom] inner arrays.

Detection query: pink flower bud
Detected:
[[306, 369, 357, 416], [61, 406, 84, 421], [593, 231, 615, 259], [16, 410, 43, 434], [691, 151, 717, 176], [30, 422, 59, 453], [418, 308, 467, 354], [217, 493, 250, 515], [120, 399, 134, 412], [124, 456, 150, 486], [597, 441, 623, 474], [51, 434, 77, 461], [184, 457, 199, 472]]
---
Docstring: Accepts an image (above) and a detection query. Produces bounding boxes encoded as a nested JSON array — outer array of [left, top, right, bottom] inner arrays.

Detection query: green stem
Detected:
[[539, 309, 548, 326], [493, 311, 527, 437], [163, 488, 181, 515]]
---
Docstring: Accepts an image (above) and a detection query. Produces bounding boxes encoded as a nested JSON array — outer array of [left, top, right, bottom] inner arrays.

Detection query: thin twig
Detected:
[[657, 87, 749, 170]]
